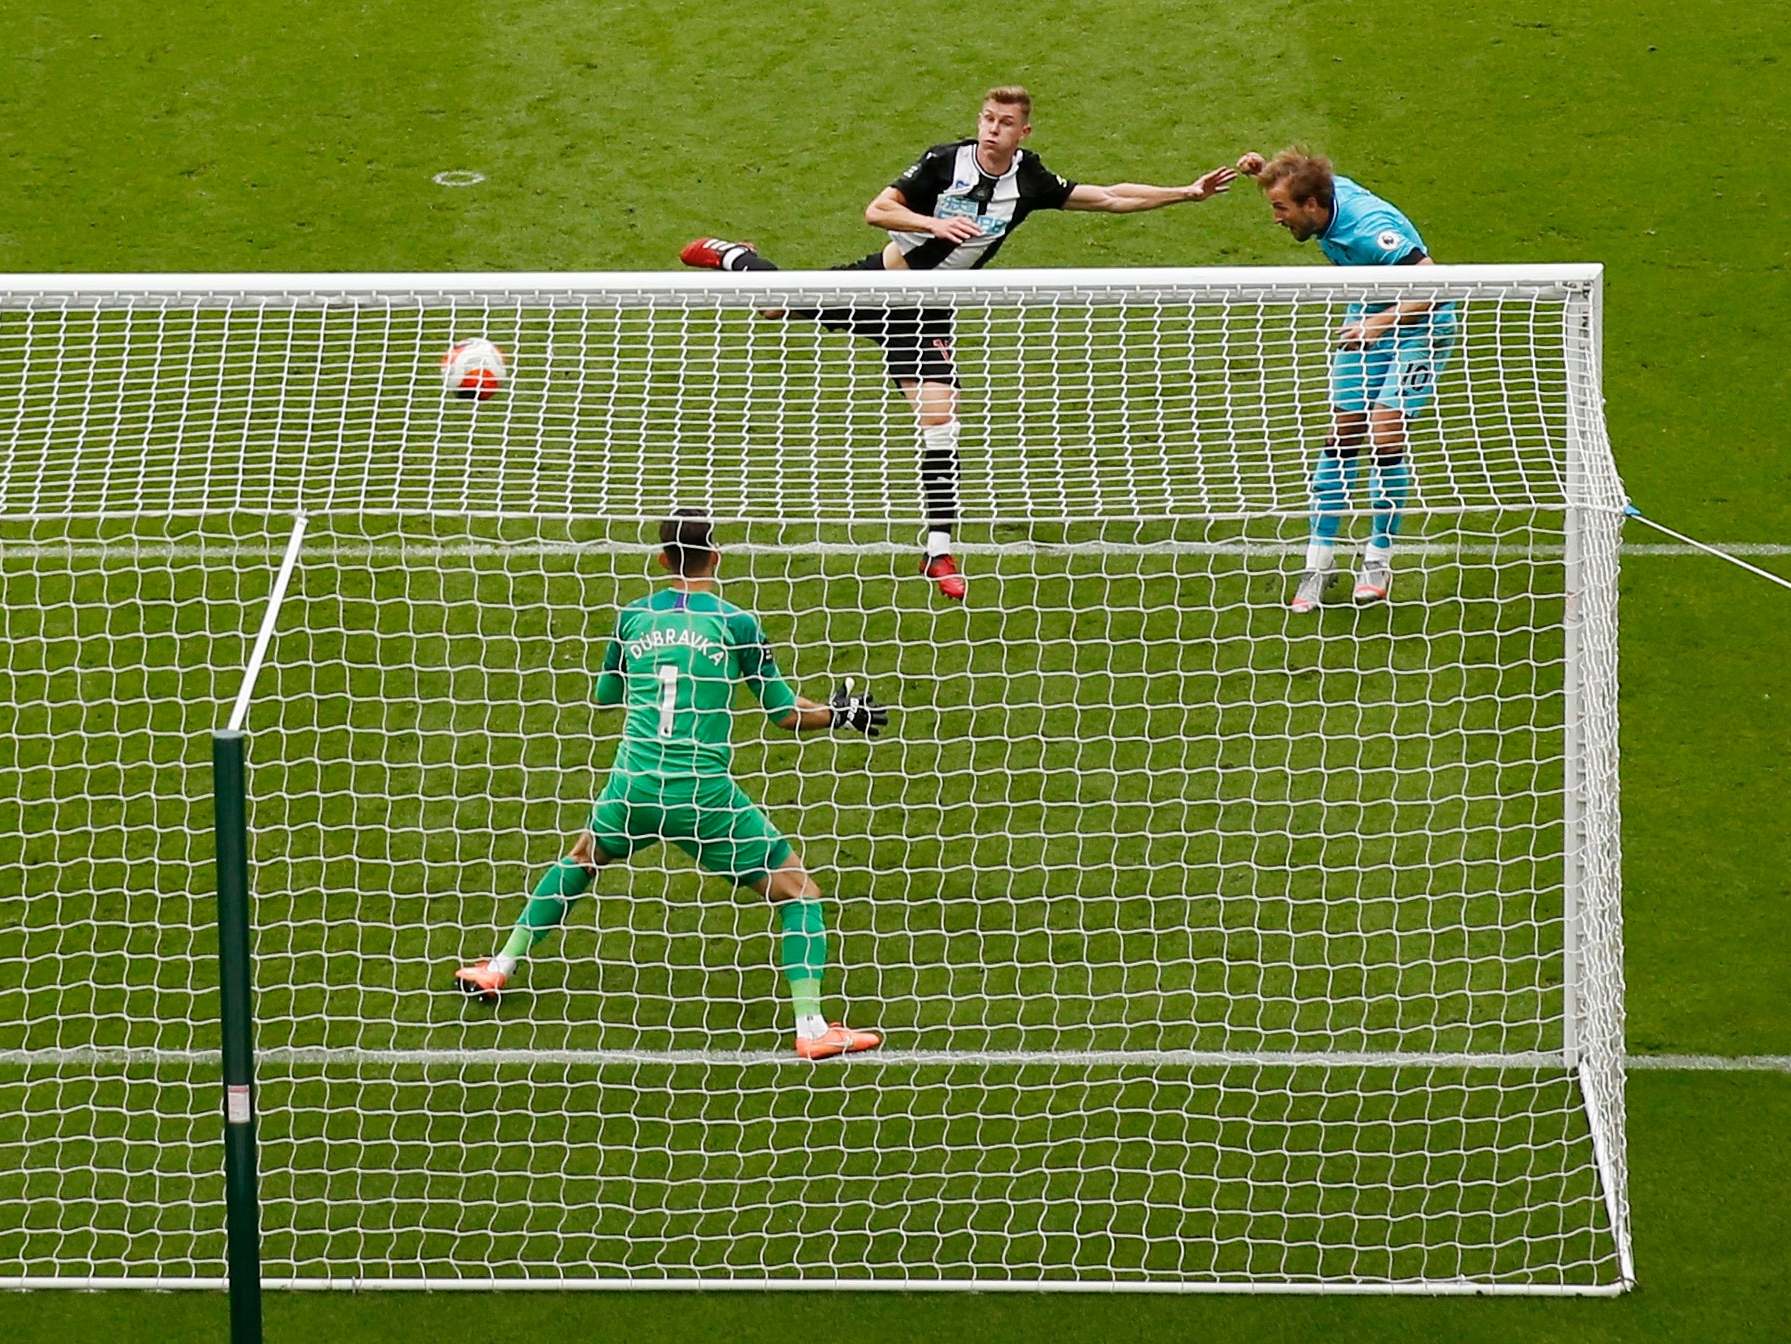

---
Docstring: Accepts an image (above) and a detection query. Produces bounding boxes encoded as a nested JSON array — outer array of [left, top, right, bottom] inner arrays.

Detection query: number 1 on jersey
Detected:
[[656, 665, 678, 738]]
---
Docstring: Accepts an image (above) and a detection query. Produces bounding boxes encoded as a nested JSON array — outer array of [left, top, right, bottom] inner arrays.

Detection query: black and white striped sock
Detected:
[[720, 244, 776, 273]]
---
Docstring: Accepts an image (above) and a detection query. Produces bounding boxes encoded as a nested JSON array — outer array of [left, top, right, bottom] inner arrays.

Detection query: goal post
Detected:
[[0, 265, 1631, 1294], [211, 726, 262, 1341]]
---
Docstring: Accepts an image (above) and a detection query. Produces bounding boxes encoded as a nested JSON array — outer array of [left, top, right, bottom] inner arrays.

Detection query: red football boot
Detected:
[[922, 552, 968, 602], [679, 237, 757, 270]]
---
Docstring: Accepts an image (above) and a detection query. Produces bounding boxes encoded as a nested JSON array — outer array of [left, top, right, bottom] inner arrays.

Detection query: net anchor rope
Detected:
[[1623, 504, 1791, 592], [227, 511, 309, 733]]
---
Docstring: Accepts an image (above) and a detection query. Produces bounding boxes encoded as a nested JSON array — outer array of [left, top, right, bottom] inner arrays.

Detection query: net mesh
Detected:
[[0, 269, 1629, 1289]]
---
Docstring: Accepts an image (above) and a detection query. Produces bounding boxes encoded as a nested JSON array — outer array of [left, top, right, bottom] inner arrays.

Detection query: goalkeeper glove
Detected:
[[829, 678, 889, 738]]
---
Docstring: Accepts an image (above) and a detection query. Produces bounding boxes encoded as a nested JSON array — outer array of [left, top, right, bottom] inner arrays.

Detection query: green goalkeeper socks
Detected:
[[779, 900, 827, 1023], [495, 859, 596, 969]]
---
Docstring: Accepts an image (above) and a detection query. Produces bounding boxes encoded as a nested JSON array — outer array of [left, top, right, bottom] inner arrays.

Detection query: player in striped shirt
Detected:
[[682, 86, 1237, 602], [1237, 147, 1457, 611], [455, 511, 889, 1061]]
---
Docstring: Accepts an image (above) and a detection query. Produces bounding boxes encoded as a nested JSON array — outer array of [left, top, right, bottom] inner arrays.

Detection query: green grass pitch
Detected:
[[1, 0, 1787, 1339]]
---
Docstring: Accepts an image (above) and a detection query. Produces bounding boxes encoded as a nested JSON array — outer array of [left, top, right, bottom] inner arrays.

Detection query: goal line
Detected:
[[0, 1274, 1630, 1298], [3, 1046, 1784, 1072]]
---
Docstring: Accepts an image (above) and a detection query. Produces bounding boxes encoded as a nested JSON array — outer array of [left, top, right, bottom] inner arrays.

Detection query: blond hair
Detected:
[[983, 85, 1032, 119], [1257, 146, 1334, 204]]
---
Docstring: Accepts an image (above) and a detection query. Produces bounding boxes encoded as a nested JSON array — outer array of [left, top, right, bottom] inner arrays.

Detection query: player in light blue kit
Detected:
[[1237, 147, 1456, 610]]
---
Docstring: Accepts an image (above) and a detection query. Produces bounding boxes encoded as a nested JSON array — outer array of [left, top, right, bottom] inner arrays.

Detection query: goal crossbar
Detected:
[[0, 263, 1603, 303]]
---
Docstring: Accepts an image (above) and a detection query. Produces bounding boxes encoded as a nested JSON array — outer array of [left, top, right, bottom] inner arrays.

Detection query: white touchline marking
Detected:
[[432, 170, 486, 188], [1624, 1053, 1791, 1073]]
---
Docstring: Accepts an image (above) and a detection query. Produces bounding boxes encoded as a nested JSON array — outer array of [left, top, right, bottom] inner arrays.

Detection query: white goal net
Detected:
[[0, 266, 1631, 1292]]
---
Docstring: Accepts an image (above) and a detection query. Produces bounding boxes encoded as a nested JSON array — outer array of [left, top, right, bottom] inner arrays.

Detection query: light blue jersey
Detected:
[[1316, 174, 1455, 417], [1318, 175, 1428, 268]]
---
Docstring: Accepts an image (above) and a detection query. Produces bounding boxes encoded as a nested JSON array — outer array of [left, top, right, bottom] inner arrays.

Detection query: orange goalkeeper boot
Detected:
[[794, 1023, 884, 1061], [454, 958, 508, 1004]]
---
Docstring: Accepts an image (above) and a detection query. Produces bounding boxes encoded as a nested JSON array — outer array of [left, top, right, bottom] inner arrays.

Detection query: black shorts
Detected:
[[807, 252, 959, 387]]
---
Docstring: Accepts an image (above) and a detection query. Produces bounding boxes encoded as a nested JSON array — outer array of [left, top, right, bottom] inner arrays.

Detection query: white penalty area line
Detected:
[[2, 540, 1787, 562], [3, 1045, 1786, 1073]]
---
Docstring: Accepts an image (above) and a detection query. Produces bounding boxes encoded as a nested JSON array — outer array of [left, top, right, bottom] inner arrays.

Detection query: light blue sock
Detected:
[[1368, 455, 1410, 554], [1309, 450, 1362, 552]]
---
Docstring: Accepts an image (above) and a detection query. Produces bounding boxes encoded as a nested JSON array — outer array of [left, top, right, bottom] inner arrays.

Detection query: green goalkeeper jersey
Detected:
[[593, 587, 800, 780]]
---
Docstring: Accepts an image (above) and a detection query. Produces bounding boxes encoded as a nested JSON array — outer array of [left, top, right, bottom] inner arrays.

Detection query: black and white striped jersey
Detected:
[[886, 140, 1077, 270]]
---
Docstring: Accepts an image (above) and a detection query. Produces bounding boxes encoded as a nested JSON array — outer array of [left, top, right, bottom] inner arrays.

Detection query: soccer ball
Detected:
[[441, 338, 506, 401]]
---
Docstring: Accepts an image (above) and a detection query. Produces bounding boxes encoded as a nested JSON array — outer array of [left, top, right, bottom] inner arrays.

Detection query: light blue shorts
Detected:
[[1330, 318, 1457, 418]]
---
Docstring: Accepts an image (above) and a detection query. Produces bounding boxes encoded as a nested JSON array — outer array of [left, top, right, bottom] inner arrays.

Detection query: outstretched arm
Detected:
[[735, 609, 888, 738], [774, 680, 889, 737], [1065, 166, 1237, 214], [775, 697, 838, 733]]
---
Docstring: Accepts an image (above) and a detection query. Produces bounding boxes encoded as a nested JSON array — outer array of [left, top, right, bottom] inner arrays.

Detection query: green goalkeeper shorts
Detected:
[[587, 770, 793, 888]]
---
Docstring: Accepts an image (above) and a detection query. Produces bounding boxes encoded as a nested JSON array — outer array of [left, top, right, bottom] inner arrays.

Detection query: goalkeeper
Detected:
[[455, 511, 889, 1061]]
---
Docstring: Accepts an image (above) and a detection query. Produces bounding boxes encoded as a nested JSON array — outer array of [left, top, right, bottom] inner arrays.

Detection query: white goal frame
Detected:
[[0, 265, 1631, 1295]]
